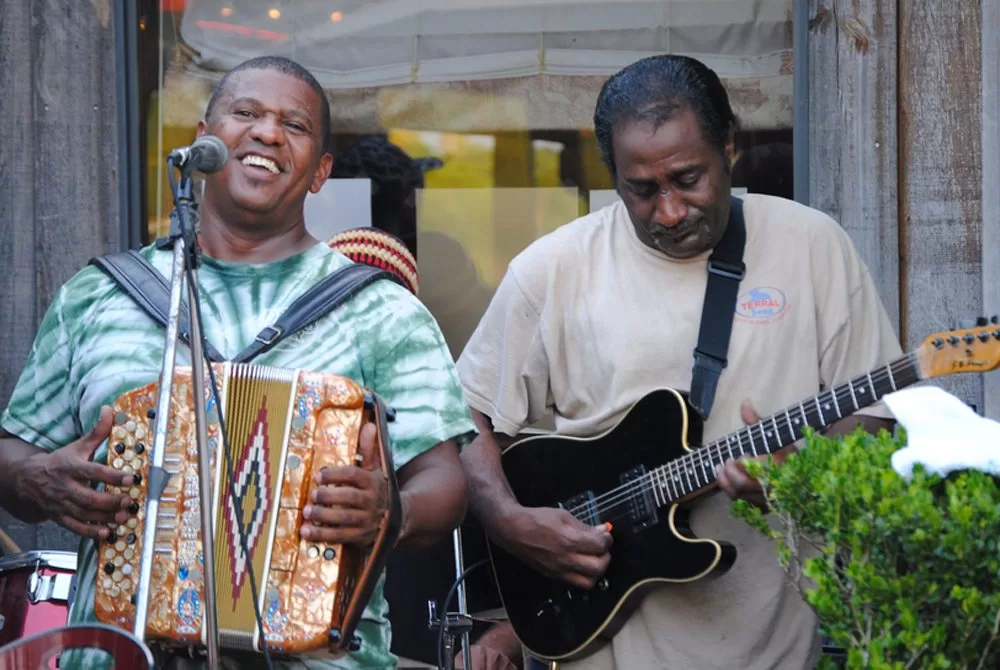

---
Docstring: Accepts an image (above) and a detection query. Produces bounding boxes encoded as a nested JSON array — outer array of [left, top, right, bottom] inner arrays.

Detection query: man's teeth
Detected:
[[241, 155, 280, 174]]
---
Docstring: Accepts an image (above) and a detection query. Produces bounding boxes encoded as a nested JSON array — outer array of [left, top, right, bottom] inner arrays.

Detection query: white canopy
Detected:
[[165, 0, 793, 131]]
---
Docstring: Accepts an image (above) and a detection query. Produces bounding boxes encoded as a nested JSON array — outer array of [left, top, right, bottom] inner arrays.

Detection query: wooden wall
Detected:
[[808, 0, 991, 417], [0, 0, 121, 552]]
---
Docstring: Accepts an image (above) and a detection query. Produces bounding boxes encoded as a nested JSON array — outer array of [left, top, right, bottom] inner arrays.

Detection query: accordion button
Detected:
[[104, 563, 115, 575], [323, 548, 336, 561], [135, 443, 146, 455], [146, 409, 156, 419], [107, 533, 117, 544], [126, 533, 137, 545], [114, 443, 126, 455], [128, 503, 139, 515], [307, 546, 320, 559], [133, 473, 142, 485]]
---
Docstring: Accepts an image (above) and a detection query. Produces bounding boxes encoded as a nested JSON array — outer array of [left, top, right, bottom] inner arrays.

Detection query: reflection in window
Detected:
[[139, 0, 793, 357]]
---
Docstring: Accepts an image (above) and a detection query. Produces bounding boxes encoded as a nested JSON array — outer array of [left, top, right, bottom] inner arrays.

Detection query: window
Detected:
[[134, 0, 795, 360]]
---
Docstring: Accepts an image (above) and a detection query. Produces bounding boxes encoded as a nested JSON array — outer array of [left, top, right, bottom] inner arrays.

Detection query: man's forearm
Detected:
[[395, 442, 468, 549], [459, 411, 524, 541], [0, 434, 48, 523]]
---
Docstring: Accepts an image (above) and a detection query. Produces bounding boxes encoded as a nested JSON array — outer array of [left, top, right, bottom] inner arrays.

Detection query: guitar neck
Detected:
[[652, 353, 923, 504]]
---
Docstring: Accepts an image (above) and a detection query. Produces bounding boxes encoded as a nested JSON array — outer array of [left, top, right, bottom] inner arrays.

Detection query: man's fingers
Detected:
[[72, 406, 114, 458], [60, 515, 107, 540], [302, 505, 370, 528], [316, 465, 371, 489], [566, 552, 610, 581], [311, 484, 371, 509], [740, 399, 761, 425], [79, 461, 136, 488], [356, 422, 378, 471], [66, 482, 131, 515], [300, 523, 374, 546], [568, 524, 613, 556]]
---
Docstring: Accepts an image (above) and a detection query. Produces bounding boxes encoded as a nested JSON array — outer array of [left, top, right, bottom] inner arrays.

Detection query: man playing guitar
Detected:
[[455, 55, 899, 669]]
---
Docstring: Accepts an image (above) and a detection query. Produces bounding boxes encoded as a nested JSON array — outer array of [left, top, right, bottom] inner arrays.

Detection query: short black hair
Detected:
[[205, 56, 331, 152], [594, 54, 738, 179]]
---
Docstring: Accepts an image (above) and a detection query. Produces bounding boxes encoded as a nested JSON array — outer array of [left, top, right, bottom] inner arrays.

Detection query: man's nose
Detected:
[[250, 115, 283, 144], [652, 191, 687, 228]]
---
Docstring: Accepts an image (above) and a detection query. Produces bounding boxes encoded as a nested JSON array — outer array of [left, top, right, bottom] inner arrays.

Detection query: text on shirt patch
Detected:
[[735, 287, 790, 324]]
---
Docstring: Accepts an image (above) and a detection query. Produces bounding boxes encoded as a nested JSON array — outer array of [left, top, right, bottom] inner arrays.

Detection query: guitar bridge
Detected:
[[621, 466, 659, 533], [559, 491, 599, 527]]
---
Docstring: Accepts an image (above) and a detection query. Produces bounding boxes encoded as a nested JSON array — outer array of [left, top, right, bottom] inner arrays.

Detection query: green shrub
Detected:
[[733, 428, 1000, 669]]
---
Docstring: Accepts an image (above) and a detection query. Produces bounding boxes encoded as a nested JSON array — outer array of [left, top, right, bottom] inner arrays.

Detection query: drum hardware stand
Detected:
[[132, 154, 220, 669], [427, 528, 474, 670]]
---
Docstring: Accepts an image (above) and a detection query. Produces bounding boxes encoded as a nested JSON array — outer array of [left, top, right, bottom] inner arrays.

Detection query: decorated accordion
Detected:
[[93, 364, 401, 656]]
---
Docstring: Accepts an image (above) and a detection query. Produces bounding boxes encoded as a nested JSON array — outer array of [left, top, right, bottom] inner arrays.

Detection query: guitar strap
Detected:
[[688, 196, 746, 420]]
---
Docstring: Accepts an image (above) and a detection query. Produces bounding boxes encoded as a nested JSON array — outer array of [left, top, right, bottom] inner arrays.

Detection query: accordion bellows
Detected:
[[94, 364, 400, 656]]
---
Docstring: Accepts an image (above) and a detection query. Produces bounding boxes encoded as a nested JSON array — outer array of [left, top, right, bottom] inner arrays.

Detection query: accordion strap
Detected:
[[89, 247, 402, 363]]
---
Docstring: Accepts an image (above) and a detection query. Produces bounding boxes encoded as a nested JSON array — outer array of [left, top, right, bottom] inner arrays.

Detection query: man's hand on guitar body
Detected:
[[301, 422, 389, 547], [498, 506, 613, 590]]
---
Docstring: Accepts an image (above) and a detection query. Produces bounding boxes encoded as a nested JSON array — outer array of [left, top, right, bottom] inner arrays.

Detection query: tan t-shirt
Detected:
[[456, 194, 902, 669]]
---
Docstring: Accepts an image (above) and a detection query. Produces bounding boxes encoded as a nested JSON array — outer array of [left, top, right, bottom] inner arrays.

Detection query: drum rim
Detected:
[[0, 550, 77, 572]]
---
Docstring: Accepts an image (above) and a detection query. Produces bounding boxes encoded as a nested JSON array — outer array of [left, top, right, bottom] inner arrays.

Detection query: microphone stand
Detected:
[[132, 158, 220, 668]]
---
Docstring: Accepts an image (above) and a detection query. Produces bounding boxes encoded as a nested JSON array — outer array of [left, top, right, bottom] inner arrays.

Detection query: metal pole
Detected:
[[452, 529, 472, 670], [793, 0, 810, 206], [132, 237, 184, 638], [187, 269, 220, 667]]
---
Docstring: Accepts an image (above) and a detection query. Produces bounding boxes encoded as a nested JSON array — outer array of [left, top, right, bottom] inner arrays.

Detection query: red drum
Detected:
[[0, 551, 76, 647]]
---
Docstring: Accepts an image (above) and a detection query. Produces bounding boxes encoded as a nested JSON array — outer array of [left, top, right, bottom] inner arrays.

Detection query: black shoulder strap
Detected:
[[689, 196, 746, 420], [231, 262, 402, 363], [90, 250, 403, 364], [89, 250, 228, 362]]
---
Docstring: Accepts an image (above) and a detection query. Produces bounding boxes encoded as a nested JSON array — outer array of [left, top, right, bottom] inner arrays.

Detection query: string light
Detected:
[[221, 7, 234, 17], [330, 11, 343, 22], [267, 8, 281, 20]]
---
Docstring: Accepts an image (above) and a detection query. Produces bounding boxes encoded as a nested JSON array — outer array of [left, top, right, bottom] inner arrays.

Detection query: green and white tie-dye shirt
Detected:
[[1, 242, 475, 669]]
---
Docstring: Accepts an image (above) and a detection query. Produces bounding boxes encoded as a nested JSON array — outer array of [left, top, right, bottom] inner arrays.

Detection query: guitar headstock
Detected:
[[915, 316, 1000, 379]]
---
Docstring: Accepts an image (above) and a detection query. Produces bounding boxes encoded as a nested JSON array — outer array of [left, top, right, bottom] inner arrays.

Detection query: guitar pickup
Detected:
[[559, 491, 599, 527], [621, 466, 658, 533]]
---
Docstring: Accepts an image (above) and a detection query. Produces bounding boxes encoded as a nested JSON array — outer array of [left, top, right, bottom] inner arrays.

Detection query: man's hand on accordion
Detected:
[[300, 422, 388, 548], [14, 405, 135, 539]]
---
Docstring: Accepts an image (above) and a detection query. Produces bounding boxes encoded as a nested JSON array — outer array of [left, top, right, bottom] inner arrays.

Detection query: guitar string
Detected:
[[563, 355, 919, 521], [568, 355, 916, 520]]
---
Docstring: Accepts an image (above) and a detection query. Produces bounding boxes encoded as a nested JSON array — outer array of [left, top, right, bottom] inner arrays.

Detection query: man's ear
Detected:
[[196, 120, 207, 139], [311, 152, 334, 194]]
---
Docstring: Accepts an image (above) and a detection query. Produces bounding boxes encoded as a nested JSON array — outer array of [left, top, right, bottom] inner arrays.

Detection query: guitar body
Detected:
[[489, 388, 737, 662]]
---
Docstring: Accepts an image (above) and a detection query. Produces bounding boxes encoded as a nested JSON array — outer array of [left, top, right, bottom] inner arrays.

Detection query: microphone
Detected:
[[168, 135, 228, 174]]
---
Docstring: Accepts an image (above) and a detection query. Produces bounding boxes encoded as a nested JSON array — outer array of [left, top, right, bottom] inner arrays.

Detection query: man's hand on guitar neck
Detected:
[[716, 400, 897, 508], [715, 400, 796, 508], [462, 409, 613, 590]]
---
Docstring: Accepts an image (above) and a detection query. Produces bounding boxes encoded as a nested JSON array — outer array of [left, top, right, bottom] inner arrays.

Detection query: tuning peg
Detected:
[[992, 315, 999, 325], [977, 316, 990, 327]]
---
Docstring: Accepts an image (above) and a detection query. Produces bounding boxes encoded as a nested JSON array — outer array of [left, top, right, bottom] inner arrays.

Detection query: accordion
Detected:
[[93, 363, 401, 656]]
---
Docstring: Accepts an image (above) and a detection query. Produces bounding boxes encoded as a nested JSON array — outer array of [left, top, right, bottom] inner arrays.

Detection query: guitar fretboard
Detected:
[[650, 353, 922, 505]]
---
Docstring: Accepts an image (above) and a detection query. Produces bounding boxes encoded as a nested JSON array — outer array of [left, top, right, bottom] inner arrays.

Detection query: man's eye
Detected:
[[235, 110, 254, 118]]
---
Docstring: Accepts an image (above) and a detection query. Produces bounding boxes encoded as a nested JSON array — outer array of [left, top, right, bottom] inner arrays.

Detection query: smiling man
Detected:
[[456, 55, 901, 669], [0, 56, 473, 669]]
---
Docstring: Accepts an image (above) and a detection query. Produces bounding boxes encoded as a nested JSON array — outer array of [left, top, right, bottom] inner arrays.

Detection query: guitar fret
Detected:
[[746, 427, 758, 456], [769, 416, 781, 449], [830, 388, 842, 419], [814, 396, 826, 425], [680, 458, 695, 496], [725, 435, 736, 461], [784, 409, 797, 441], [848, 381, 859, 411], [867, 371, 877, 399], [887, 364, 897, 392], [798, 402, 809, 428]]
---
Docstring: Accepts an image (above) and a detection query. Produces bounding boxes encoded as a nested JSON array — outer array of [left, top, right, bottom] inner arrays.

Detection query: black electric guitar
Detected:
[[488, 320, 1000, 662]]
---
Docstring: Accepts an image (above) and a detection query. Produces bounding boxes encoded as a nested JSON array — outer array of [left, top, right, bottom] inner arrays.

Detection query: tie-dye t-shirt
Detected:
[[1, 242, 474, 669]]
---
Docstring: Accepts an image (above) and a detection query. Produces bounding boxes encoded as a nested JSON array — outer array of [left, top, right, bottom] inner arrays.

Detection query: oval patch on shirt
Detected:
[[736, 286, 790, 323]]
